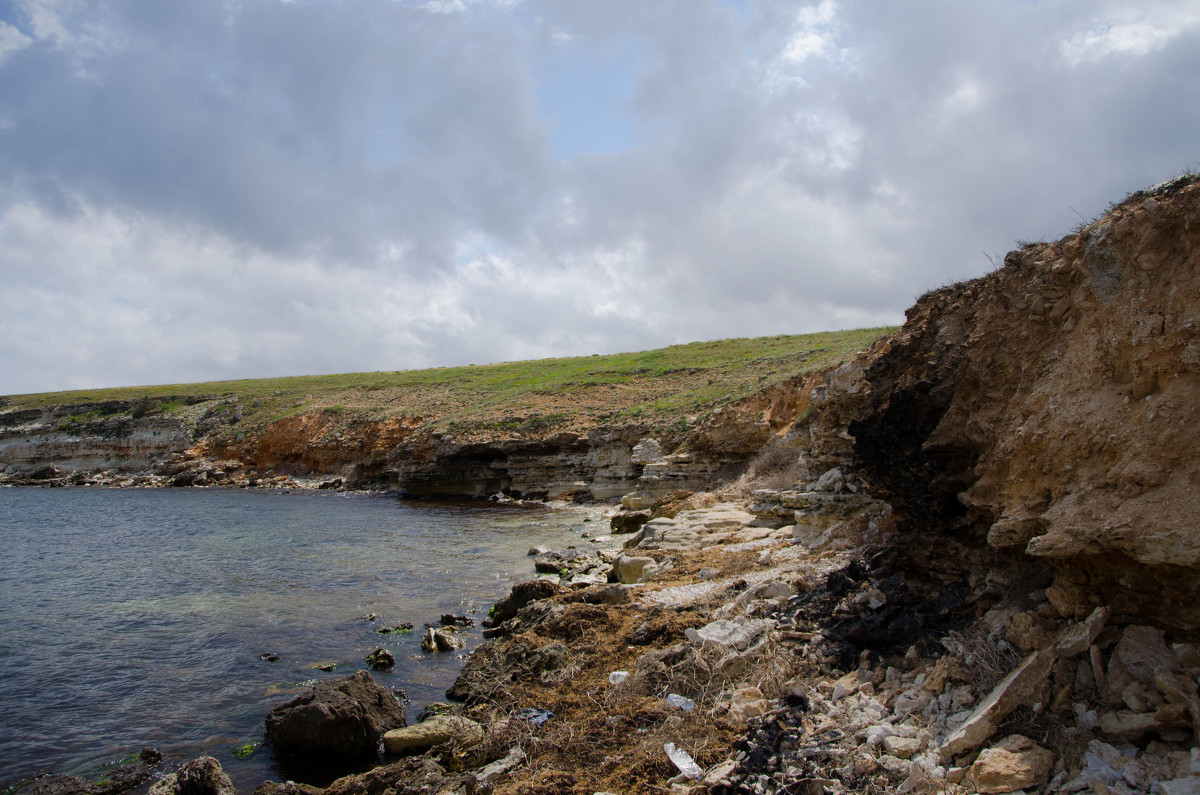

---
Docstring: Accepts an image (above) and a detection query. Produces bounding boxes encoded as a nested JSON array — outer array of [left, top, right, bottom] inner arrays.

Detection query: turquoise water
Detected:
[[0, 487, 590, 790]]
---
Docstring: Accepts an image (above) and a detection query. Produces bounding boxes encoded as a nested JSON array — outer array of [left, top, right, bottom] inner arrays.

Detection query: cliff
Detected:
[[0, 331, 885, 497]]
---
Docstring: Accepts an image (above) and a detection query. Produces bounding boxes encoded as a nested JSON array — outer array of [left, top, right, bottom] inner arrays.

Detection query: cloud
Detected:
[[0, 0, 1197, 394]]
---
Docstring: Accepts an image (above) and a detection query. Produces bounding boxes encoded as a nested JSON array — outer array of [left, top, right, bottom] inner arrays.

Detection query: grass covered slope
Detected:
[[1, 328, 895, 440]]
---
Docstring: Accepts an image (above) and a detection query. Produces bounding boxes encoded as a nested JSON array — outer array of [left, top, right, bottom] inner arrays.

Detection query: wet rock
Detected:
[[147, 757, 234, 795], [382, 715, 484, 755], [11, 775, 96, 795], [484, 579, 558, 627], [421, 626, 463, 653], [966, 735, 1054, 794], [265, 670, 406, 760], [366, 647, 395, 669]]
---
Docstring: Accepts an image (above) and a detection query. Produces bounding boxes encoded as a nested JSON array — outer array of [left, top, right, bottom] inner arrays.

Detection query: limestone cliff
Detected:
[[846, 173, 1200, 632]]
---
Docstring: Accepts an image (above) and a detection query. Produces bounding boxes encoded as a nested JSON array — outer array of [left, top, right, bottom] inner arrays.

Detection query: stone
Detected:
[[893, 688, 932, 716], [610, 511, 650, 534], [265, 670, 406, 759], [366, 647, 395, 669], [1106, 625, 1178, 706], [382, 715, 485, 755], [1099, 709, 1161, 740], [967, 735, 1054, 794], [147, 758, 234, 795], [615, 555, 657, 584], [1158, 780, 1200, 795], [421, 626, 464, 653], [883, 736, 923, 759], [684, 618, 774, 651], [1005, 610, 1058, 651], [252, 784, 323, 795], [15, 775, 96, 795], [727, 686, 771, 722], [630, 438, 663, 464], [475, 746, 526, 789], [321, 757, 462, 795], [939, 650, 1055, 760], [1055, 606, 1111, 657], [486, 579, 558, 627]]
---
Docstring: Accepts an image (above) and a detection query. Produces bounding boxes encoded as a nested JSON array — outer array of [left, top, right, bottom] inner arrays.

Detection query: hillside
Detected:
[[0, 328, 892, 495]]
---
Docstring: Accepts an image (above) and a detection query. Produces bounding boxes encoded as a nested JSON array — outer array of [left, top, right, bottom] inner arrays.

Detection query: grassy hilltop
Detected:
[[2, 328, 895, 438]]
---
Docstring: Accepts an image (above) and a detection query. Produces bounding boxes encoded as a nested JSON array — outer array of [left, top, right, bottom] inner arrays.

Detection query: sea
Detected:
[[0, 486, 593, 790]]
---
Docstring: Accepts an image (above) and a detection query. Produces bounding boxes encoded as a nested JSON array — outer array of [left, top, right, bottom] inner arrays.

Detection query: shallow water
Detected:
[[0, 487, 591, 789]]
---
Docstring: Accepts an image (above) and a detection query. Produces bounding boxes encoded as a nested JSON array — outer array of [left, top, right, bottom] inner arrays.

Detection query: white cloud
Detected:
[[0, 21, 33, 65], [1061, 6, 1200, 65], [0, 0, 1197, 394]]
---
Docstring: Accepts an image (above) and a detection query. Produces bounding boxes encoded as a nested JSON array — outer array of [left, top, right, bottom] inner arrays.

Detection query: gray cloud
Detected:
[[0, 0, 1197, 393]]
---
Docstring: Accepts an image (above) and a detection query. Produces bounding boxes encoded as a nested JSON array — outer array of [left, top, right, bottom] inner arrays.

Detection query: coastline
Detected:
[[7, 175, 1200, 794]]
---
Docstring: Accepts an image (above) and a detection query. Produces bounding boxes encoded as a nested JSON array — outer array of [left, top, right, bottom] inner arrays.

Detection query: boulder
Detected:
[[382, 715, 485, 755], [147, 758, 234, 795], [1055, 606, 1111, 657], [967, 735, 1054, 794], [610, 511, 650, 534], [939, 650, 1055, 760], [321, 757, 464, 795], [485, 579, 558, 627], [421, 626, 464, 653], [366, 648, 395, 670], [265, 670, 406, 759], [614, 555, 656, 584], [1106, 625, 1178, 706]]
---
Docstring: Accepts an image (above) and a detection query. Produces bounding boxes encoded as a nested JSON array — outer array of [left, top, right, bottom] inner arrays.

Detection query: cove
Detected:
[[0, 487, 591, 791]]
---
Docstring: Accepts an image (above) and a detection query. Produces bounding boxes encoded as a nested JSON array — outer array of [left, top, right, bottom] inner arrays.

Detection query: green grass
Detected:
[[1, 328, 895, 438]]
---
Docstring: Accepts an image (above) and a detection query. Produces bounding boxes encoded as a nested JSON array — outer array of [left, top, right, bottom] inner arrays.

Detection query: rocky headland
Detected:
[[6, 174, 1200, 795]]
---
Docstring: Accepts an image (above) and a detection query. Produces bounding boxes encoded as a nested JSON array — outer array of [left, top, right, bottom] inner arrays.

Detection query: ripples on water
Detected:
[[0, 488, 591, 790]]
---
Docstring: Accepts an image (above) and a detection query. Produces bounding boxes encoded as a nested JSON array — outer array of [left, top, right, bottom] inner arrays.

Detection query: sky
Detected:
[[0, 0, 1197, 395]]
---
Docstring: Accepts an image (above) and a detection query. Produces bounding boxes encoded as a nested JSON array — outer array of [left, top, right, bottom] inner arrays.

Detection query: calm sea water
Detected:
[[0, 487, 592, 790]]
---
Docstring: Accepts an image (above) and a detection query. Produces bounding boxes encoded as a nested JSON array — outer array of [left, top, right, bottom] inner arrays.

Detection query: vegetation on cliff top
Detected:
[[1, 328, 895, 437]]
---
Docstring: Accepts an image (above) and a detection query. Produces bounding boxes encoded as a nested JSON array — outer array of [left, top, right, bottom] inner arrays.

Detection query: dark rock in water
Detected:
[[10, 775, 97, 795], [439, 614, 472, 627], [366, 647, 395, 669], [259, 652, 281, 662], [9, 748, 166, 795], [484, 579, 558, 627], [265, 670, 406, 760], [147, 757, 233, 795]]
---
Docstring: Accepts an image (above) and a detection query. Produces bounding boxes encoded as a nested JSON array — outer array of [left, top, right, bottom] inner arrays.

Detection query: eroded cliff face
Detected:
[[848, 174, 1200, 632], [0, 403, 190, 479]]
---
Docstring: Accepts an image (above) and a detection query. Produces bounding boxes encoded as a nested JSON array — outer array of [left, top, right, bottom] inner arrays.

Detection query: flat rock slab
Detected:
[[383, 716, 484, 755]]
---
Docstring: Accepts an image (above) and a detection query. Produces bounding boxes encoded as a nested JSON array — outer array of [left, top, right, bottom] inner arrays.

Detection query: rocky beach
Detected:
[[5, 174, 1200, 794]]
